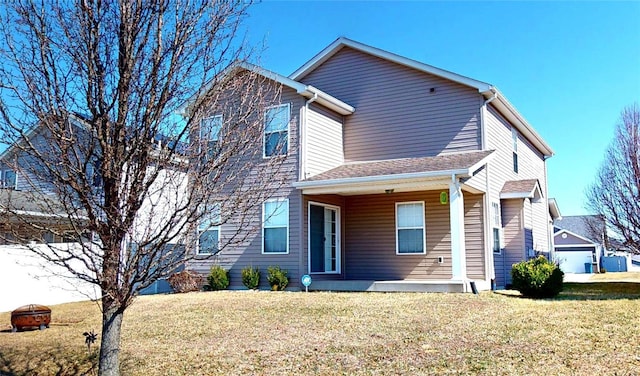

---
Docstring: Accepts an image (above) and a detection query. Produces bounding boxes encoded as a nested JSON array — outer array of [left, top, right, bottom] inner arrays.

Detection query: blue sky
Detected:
[[243, 1, 640, 216]]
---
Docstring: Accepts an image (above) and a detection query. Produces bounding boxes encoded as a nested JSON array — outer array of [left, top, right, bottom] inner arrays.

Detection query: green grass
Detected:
[[1, 285, 639, 375]]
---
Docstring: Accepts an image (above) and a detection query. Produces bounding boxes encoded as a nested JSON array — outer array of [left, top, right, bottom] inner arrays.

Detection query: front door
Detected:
[[309, 203, 339, 273]]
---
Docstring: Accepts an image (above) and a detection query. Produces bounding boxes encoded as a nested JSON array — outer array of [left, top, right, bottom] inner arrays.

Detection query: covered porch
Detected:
[[294, 151, 494, 292]]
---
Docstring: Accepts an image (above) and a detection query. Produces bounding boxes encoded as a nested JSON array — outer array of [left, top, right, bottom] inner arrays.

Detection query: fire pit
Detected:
[[11, 304, 51, 332]]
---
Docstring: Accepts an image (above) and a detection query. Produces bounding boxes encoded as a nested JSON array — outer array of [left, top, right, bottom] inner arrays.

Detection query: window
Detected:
[[396, 202, 426, 254], [200, 115, 222, 159], [492, 202, 502, 254], [198, 204, 221, 255], [263, 199, 289, 254], [1, 170, 16, 189], [512, 127, 519, 173], [264, 104, 289, 157]]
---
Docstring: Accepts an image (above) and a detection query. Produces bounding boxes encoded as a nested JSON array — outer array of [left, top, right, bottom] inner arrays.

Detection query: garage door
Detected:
[[555, 246, 595, 274]]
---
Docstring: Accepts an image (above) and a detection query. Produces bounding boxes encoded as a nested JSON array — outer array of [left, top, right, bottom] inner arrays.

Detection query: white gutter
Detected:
[[301, 93, 318, 180], [480, 89, 497, 284], [293, 167, 473, 190]]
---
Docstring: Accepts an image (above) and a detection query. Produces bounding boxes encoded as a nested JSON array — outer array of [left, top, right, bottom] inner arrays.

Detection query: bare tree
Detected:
[[587, 104, 640, 255], [0, 1, 289, 375]]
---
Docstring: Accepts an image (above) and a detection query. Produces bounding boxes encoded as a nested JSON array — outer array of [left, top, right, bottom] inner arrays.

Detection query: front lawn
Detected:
[[1, 285, 639, 375]]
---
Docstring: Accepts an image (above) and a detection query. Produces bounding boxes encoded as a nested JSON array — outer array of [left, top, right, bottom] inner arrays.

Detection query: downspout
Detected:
[[480, 90, 498, 287], [300, 92, 318, 278], [302, 92, 318, 180]]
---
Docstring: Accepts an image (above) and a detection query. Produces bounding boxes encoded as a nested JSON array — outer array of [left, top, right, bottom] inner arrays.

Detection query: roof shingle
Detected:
[[303, 150, 493, 182]]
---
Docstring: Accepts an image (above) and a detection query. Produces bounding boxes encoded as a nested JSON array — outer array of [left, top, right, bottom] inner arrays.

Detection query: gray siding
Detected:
[[485, 105, 550, 256], [554, 232, 593, 246], [300, 190, 484, 281], [304, 103, 344, 178], [301, 47, 483, 162], [188, 86, 305, 290], [494, 198, 524, 288]]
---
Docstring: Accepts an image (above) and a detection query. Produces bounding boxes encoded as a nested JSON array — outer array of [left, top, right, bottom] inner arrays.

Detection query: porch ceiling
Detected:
[[294, 150, 493, 196]]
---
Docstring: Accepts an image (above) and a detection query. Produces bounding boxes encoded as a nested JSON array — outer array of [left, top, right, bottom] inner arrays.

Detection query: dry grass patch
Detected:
[[589, 271, 640, 283], [1, 287, 639, 375]]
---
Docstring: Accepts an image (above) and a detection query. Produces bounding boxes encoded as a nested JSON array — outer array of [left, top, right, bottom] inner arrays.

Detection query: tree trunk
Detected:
[[98, 301, 124, 376]]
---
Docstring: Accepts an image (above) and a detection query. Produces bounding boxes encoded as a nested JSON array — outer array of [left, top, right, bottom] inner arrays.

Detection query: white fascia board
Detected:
[[500, 192, 532, 199], [294, 168, 471, 190], [178, 61, 354, 116], [548, 198, 561, 219], [305, 85, 355, 115], [290, 37, 493, 93], [466, 151, 495, 174], [484, 89, 554, 158]]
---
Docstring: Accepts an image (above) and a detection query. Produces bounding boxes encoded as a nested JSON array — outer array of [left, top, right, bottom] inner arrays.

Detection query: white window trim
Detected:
[[395, 201, 426, 255], [200, 114, 223, 158], [491, 202, 503, 255], [263, 103, 290, 158], [262, 198, 289, 254], [197, 226, 221, 255], [512, 127, 519, 174], [197, 204, 221, 255], [1, 169, 17, 190], [307, 201, 341, 275]]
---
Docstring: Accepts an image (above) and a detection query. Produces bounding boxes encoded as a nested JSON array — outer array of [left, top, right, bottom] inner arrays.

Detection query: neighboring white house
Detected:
[[0, 243, 99, 313]]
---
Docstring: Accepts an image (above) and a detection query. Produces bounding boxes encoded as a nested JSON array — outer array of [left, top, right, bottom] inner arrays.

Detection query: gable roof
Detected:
[[554, 215, 605, 244], [554, 228, 599, 246], [290, 37, 553, 157], [183, 61, 354, 116], [500, 179, 543, 200], [294, 150, 494, 195]]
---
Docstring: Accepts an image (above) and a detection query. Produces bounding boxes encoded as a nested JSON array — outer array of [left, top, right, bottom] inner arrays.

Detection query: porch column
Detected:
[[449, 177, 467, 281]]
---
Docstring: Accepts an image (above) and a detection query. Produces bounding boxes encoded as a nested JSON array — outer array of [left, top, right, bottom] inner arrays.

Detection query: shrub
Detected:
[[241, 266, 261, 290], [266, 265, 288, 291], [206, 265, 230, 291], [511, 256, 564, 298], [167, 270, 204, 293]]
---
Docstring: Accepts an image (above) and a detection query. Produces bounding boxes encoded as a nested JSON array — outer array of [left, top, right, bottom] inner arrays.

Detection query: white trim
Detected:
[[180, 62, 354, 116], [449, 178, 467, 281], [197, 203, 221, 255], [290, 37, 493, 92], [200, 114, 223, 142], [500, 181, 543, 200], [263, 103, 291, 158], [485, 91, 554, 157], [491, 202, 502, 255], [395, 201, 426, 255], [262, 198, 289, 255], [307, 201, 341, 274], [1, 169, 17, 190], [293, 151, 495, 192]]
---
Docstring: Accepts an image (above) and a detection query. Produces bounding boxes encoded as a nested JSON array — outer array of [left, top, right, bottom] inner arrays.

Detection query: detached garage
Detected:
[[554, 229, 599, 274]]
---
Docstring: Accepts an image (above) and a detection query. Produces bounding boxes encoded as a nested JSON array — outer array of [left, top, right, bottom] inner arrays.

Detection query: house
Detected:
[[0, 113, 188, 304], [553, 215, 605, 274], [187, 37, 554, 292]]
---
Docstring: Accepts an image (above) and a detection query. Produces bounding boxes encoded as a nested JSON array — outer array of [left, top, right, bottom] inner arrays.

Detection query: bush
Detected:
[[167, 271, 204, 293], [206, 265, 230, 291], [266, 265, 288, 291], [241, 266, 261, 290], [511, 256, 564, 298]]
